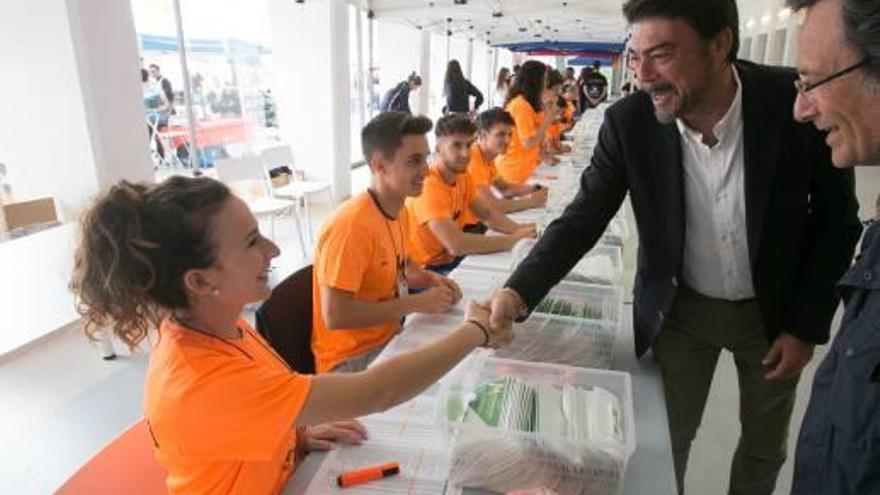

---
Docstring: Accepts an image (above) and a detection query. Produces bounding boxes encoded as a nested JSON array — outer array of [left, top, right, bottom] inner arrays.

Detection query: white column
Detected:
[[367, 9, 376, 119], [328, 0, 351, 201], [270, 0, 350, 203], [68, 0, 154, 190], [418, 29, 431, 116], [465, 38, 474, 79], [490, 47, 499, 106], [355, 5, 367, 130], [782, 21, 800, 66], [750, 31, 766, 63], [0, 0, 151, 222]]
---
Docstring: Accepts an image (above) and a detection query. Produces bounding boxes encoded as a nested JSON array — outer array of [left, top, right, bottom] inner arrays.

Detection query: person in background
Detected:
[[444, 59, 484, 114], [70, 176, 511, 495], [784, 0, 880, 493], [561, 84, 579, 124], [142, 68, 170, 160], [582, 60, 609, 108], [493, 67, 511, 108], [407, 114, 537, 275], [575, 65, 594, 113], [149, 64, 175, 114], [487, 0, 862, 493], [512, 64, 522, 79], [495, 61, 561, 184], [463, 108, 549, 235], [543, 69, 569, 156], [312, 112, 463, 373], [380, 72, 422, 114], [564, 67, 576, 85]]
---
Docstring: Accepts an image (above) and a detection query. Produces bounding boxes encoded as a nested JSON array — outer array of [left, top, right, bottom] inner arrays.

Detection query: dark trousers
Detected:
[[653, 285, 799, 495]]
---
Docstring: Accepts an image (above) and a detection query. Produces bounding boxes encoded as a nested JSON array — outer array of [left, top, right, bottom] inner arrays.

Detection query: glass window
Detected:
[[132, 0, 278, 175]]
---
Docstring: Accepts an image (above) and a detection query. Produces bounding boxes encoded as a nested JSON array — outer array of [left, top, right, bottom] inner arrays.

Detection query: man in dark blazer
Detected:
[[488, 0, 862, 494]]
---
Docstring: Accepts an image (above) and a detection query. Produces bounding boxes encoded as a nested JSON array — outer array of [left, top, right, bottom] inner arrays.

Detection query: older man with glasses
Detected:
[[486, 0, 864, 493], [786, 0, 880, 494]]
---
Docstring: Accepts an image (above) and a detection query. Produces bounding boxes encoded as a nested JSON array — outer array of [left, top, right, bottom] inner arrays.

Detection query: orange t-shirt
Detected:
[[145, 318, 312, 495], [406, 163, 476, 267], [312, 191, 408, 372], [463, 143, 497, 225], [496, 95, 543, 185], [564, 101, 576, 129], [547, 120, 563, 145]]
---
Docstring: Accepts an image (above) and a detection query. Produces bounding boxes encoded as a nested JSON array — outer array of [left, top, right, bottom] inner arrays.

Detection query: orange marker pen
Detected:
[[336, 462, 400, 488]]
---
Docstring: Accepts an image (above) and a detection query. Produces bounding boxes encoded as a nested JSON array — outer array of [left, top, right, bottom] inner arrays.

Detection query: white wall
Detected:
[[375, 20, 422, 105], [0, 0, 150, 223], [738, 0, 803, 67], [0, 0, 98, 221], [0, 0, 154, 355], [270, 0, 351, 201]]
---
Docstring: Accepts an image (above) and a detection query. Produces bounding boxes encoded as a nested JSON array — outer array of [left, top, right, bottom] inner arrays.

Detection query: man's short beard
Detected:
[[654, 109, 676, 124]]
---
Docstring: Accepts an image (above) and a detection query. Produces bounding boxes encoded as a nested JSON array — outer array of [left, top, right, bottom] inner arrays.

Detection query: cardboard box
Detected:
[[3, 197, 58, 231]]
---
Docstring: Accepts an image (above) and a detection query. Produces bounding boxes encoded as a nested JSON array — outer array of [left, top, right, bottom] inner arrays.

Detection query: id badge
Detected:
[[397, 274, 409, 298]]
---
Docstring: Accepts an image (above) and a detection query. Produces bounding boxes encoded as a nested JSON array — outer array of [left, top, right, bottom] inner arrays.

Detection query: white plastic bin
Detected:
[[438, 357, 636, 495]]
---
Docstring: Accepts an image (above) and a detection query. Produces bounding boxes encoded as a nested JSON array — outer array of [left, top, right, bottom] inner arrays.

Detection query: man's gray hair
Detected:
[[787, 0, 880, 84]]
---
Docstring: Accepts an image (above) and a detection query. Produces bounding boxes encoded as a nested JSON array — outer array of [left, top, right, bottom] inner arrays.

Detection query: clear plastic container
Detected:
[[511, 238, 623, 287], [493, 313, 619, 369], [447, 266, 506, 313], [374, 313, 484, 396], [533, 281, 623, 324], [457, 249, 516, 272], [438, 357, 636, 495]]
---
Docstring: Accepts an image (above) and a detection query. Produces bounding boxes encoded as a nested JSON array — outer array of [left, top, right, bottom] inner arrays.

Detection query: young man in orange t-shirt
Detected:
[[463, 108, 549, 233], [312, 112, 463, 373], [407, 114, 537, 274]]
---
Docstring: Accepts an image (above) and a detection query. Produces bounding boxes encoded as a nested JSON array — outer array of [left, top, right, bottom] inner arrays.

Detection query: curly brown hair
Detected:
[[70, 176, 231, 348]]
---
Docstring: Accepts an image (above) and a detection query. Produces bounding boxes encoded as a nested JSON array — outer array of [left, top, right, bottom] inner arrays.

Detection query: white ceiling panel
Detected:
[[361, 0, 629, 45]]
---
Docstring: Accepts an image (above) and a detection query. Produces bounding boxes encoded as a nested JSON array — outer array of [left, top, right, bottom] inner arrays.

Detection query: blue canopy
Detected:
[[567, 57, 613, 67], [495, 41, 625, 55], [140, 34, 270, 56]]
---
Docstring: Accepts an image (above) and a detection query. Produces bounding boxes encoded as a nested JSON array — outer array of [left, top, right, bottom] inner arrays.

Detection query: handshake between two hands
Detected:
[[462, 288, 526, 349]]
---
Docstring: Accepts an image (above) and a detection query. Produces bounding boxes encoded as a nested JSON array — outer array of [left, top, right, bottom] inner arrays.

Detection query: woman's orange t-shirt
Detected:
[[495, 95, 543, 185], [145, 318, 312, 495]]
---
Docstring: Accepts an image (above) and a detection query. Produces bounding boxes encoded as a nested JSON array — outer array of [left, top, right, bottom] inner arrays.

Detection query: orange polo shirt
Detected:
[[312, 191, 408, 372], [463, 142, 497, 225], [145, 318, 312, 495], [406, 163, 476, 267], [496, 95, 543, 185]]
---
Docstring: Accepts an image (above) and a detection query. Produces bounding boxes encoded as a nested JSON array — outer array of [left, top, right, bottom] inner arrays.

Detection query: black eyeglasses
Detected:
[[794, 57, 869, 94]]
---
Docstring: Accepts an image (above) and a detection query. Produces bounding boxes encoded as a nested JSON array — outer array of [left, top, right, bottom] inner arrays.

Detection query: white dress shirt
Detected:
[[676, 67, 755, 301]]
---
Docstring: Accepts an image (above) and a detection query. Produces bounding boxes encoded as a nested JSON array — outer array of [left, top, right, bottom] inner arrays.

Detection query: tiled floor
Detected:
[[1, 167, 877, 494]]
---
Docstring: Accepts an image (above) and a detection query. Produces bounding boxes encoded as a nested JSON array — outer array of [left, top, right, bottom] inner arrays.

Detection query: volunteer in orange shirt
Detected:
[[544, 70, 569, 156], [407, 113, 537, 275], [463, 108, 549, 233], [496, 61, 561, 184], [312, 112, 462, 373], [70, 176, 512, 495]]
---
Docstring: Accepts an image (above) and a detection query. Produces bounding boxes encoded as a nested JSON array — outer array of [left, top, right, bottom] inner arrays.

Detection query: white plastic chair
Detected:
[[213, 155, 307, 258], [260, 145, 334, 243]]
